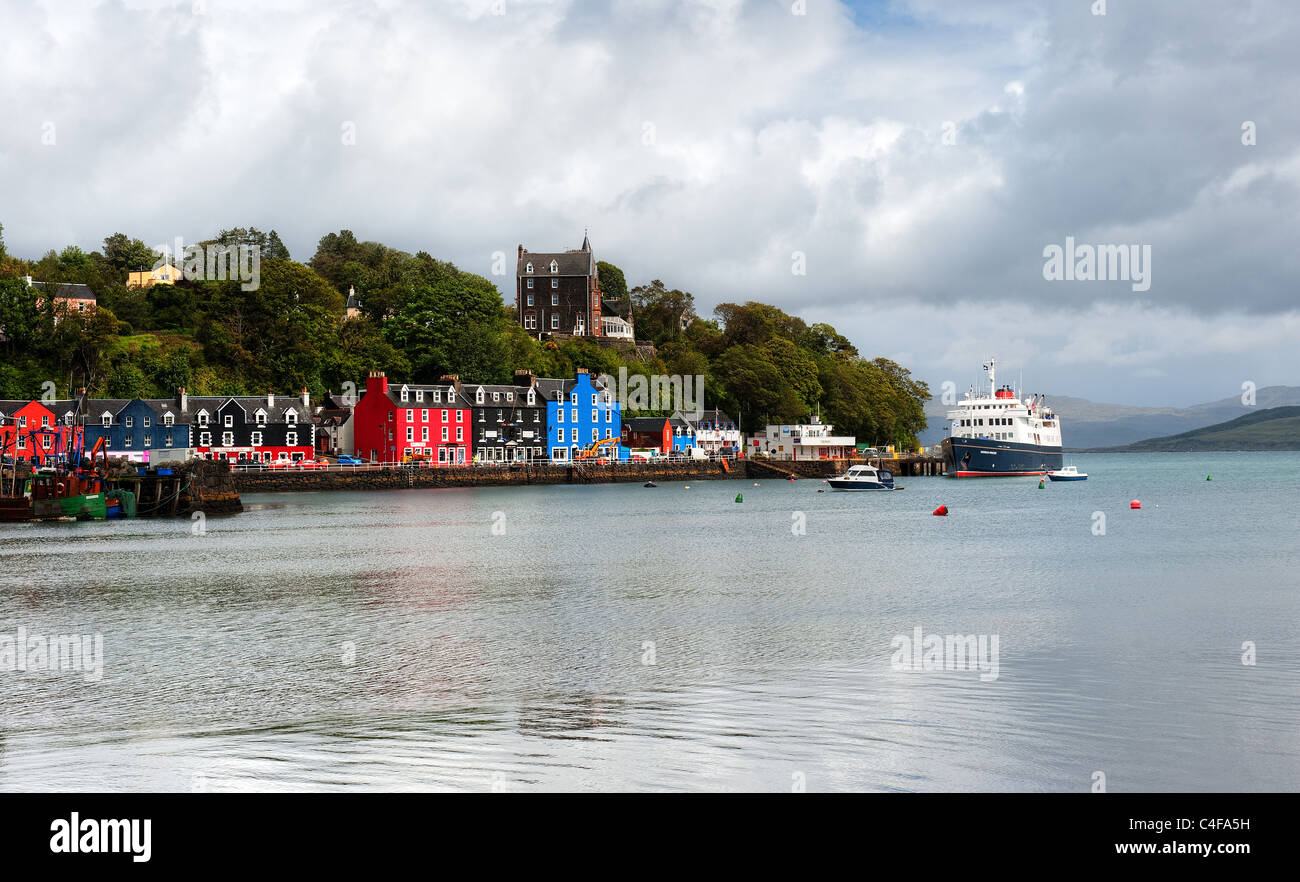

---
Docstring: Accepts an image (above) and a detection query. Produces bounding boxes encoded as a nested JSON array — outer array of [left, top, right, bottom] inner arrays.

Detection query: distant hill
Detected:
[[918, 385, 1300, 449], [1099, 406, 1300, 452]]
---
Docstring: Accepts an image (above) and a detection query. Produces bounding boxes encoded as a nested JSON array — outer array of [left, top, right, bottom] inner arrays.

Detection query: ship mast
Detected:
[[986, 357, 996, 397]]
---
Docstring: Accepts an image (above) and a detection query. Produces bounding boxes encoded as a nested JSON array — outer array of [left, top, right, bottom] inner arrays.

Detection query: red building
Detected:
[[0, 398, 82, 465], [622, 416, 673, 454], [353, 372, 471, 464]]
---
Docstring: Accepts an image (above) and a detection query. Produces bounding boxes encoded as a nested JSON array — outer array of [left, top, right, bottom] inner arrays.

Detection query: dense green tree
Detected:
[[597, 261, 628, 303]]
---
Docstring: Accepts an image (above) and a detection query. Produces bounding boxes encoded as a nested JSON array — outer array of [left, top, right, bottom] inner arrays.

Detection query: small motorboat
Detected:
[[827, 464, 901, 491], [643, 481, 658, 488], [1046, 466, 1087, 482]]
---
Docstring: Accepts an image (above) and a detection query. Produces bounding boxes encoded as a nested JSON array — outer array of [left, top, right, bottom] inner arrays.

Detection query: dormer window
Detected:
[[448, 390, 456, 403], [432, 390, 441, 403], [400, 386, 409, 403], [286, 410, 297, 425], [525, 262, 533, 273], [163, 413, 174, 426], [101, 413, 112, 427], [476, 389, 484, 404], [256, 409, 268, 426], [527, 391, 535, 405], [416, 390, 424, 402], [549, 260, 558, 273], [198, 411, 209, 427], [492, 392, 500, 402]]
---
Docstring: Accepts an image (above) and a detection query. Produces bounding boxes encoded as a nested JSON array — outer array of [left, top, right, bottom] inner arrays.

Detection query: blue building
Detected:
[[82, 396, 191, 462], [545, 369, 621, 462]]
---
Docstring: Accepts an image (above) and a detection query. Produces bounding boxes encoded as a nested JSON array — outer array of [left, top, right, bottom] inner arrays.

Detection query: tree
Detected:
[[102, 233, 159, 273], [597, 261, 628, 303], [631, 280, 696, 346]]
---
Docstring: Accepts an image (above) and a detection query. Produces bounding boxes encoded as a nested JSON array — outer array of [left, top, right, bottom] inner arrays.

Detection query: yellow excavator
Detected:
[[575, 437, 621, 461]]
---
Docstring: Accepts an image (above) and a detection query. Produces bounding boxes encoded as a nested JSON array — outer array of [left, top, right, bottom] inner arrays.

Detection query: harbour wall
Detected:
[[232, 460, 741, 493]]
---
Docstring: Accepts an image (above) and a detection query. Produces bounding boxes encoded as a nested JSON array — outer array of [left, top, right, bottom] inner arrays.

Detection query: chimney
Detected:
[[178, 387, 188, 412], [517, 245, 523, 260], [440, 374, 460, 384], [267, 391, 275, 408], [575, 367, 588, 376], [365, 370, 387, 396], [513, 370, 536, 388], [301, 387, 310, 410]]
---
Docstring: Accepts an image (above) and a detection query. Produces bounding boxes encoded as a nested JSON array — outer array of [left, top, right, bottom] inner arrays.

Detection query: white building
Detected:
[[749, 416, 855, 460], [671, 408, 742, 454]]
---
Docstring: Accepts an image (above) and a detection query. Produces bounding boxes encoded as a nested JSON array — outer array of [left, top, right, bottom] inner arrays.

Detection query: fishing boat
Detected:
[[827, 464, 901, 491], [941, 357, 1064, 477], [0, 469, 108, 520], [1046, 466, 1087, 482]]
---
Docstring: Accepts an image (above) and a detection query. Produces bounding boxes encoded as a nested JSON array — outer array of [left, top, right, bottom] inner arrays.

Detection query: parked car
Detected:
[[336, 455, 365, 466], [296, 458, 330, 469]]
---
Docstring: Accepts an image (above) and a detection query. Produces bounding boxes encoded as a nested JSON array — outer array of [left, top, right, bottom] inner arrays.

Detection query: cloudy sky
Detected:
[[2, 0, 1296, 406]]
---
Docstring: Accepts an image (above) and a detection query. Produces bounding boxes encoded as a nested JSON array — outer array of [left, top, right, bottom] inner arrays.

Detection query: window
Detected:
[[455, 427, 463, 442], [200, 432, 212, 446], [406, 409, 413, 422], [163, 413, 174, 426], [570, 393, 578, 405], [534, 411, 540, 423], [507, 393, 514, 402], [421, 427, 429, 442], [527, 391, 535, 405], [591, 410, 597, 423], [524, 315, 536, 329], [406, 427, 414, 442], [604, 409, 611, 423], [222, 432, 233, 446], [388, 411, 394, 421], [476, 389, 484, 404], [17, 416, 25, 428], [143, 416, 151, 428], [440, 409, 449, 422], [224, 414, 233, 428], [448, 390, 456, 403], [527, 279, 534, 289], [125, 416, 134, 428], [16, 436, 24, 450], [551, 278, 558, 289], [165, 433, 173, 448], [101, 414, 112, 427], [416, 389, 424, 402], [286, 432, 297, 446], [526, 293, 534, 305], [525, 262, 533, 273], [591, 429, 598, 443], [456, 410, 463, 422], [550, 260, 558, 273], [441, 427, 449, 442], [492, 392, 500, 402], [256, 410, 267, 426], [551, 293, 559, 306], [419, 409, 427, 422], [143, 434, 151, 447], [571, 409, 577, 423], [605, 429, 612, 439], [433, 390, 441, 403], [251, 431, 263, 446], [557, 428, 565, 443], [124, 435, 133, 447], [400, 387, 409, 402], [557, 409, 564, 423]]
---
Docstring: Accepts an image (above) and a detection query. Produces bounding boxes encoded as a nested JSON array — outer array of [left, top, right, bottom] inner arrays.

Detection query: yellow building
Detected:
[[127, 263, 182, 289]]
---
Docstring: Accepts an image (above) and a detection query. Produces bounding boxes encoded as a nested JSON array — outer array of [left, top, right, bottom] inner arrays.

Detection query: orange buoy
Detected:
[[933, 505, 949, 516], [1130, 499, 1141, 509]]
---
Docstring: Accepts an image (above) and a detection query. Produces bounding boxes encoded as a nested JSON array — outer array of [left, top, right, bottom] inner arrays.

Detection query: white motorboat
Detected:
[[827, 464, 901, 491]]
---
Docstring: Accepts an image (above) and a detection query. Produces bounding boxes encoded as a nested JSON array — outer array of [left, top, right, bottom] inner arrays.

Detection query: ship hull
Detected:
[[942, 438, 1062, 477]]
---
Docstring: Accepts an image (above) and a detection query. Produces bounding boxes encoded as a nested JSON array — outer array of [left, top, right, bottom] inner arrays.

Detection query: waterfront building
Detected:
[[544, 369, 621, 462], [188, 389, 315, 464], [622, 416, 672, 454], [352, 371, 470, 464], [82, 396, 190, 462], [457, 371, 549, 463], [671, 408, 742, 455], [313, 391, 355, 457], [749, 416, 855, 460], [0, 398, 81, 465]]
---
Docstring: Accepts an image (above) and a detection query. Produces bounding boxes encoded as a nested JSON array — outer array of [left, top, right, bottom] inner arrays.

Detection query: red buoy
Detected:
[[933, 505, 948, 516], [1130, 499, 1141, 509]]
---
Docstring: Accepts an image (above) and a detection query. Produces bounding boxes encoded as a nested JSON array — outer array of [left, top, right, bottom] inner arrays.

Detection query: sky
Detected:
[[1, 0, 1296, 406]]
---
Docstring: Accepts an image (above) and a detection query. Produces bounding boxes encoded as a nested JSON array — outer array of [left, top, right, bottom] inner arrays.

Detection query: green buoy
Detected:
[[735, 492, 743, 503], [1207, 475, 1212, 481], [1038, 479, 1045, 489]]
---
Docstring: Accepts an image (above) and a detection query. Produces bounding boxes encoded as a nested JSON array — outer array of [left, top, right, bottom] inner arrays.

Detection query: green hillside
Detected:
[[1112, 406, 1300, 451]]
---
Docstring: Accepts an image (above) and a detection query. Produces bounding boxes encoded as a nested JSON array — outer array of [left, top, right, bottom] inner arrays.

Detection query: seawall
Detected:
[[232, 460, 743, 493]]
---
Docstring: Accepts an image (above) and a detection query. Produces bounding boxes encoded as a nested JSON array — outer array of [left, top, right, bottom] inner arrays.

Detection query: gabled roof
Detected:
[[31, 281, 97, 302], [625, 417, 670, 432], [517, 244, 594, 277], [387, 381, 463, 409]]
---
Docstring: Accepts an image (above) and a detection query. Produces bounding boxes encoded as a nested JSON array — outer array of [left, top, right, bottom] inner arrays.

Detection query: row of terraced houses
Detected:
[[1, 369, 747, 466]]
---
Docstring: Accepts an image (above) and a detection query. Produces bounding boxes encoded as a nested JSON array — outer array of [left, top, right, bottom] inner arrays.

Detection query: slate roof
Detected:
[[30, 281, 97, 302], [625, 416, 670, 432], [517, 240, 595, 277]]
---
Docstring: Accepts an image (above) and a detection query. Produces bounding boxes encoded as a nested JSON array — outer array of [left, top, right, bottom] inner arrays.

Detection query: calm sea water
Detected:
[[1, 452, 1298, 792]]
